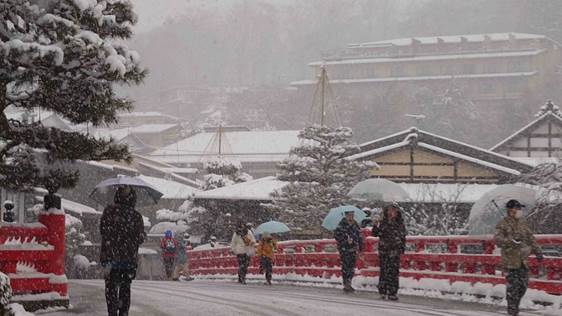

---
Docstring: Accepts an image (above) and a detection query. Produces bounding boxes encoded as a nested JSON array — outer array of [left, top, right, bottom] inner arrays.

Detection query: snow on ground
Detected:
[[37, 280, 555, 316]]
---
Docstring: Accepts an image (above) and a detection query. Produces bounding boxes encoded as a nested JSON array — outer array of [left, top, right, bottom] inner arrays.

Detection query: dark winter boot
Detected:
[[387, 295, 399, 301]]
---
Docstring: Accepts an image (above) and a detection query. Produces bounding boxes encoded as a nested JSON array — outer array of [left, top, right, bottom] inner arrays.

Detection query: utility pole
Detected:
[[320, 66, 326, 127], [218, 124, 223, 157]]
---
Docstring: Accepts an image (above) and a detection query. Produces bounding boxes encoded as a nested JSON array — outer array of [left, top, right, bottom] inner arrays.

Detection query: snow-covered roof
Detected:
[[118, 111, 178, 120], [398, 183, 498, 203], [510, 157, 560, 167], [358, 127, 533, 172], [62, 198, 100, 215], [93, 124, 179, 141], [490, 102, 562, 151], [349, 33, 547, 48], [291, 71, 537, 86], [149, 130, 301, 164], [194, 176, 288, 201], [417, 143, 520, 176], [349, 138, 520, 176], [138, 175, 199, 200], [309, 49, 545, 66]]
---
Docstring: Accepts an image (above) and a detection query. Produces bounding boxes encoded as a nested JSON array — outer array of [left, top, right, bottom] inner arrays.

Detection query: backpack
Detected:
[[164, 238, 176, 253]]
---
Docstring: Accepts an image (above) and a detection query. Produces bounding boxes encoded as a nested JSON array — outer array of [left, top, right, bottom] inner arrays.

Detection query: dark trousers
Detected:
[[105, 268, 136, 316], [260, 256, 273, 283], [339, 250, 357, 285], [379, 253, 400, 296], [163, 257, 175, 279], [506, 267, 529, 315], [237, 254, 249, 283]]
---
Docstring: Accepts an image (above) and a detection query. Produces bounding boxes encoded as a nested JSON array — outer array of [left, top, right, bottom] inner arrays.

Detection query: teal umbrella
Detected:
[[255, 220, 291, 234], [322, 205, 366, 231]]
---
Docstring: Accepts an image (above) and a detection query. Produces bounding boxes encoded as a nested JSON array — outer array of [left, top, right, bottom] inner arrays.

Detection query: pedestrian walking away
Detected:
[[230, 223, 256, 284], [334, 210, 363, 293], [494, 199, 543, 316], [173, 233, 193, 281], [372, 202, 406, 301], [160, 230, 178, 280], [256, 232, 278, 285], [100, 186, 146, 316]]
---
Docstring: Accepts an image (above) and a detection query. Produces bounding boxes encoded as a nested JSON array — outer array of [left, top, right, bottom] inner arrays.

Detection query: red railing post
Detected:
[[38, 211, 67, 296]]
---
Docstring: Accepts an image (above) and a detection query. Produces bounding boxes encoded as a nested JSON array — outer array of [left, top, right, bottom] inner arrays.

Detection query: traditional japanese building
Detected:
[[349, 127, 533, 184], [491, 100, 562, 165], [292, 33, 562, 107]]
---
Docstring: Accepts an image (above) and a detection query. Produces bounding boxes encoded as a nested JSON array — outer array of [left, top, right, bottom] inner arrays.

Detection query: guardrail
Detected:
[[0, 211, 68, 309], [187, 233, 562, 296]]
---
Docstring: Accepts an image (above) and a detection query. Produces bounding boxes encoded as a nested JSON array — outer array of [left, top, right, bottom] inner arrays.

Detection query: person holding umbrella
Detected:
[[160, 230, 178, 280], [372, 202, 406, 301], [495, 199, 543, 316], [99, 186, 146, 316], [334, 209, 363, 293]]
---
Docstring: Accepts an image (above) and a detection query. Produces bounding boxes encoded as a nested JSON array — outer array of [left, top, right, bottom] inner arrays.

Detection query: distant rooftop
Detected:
[[348, 33, 547, 48]]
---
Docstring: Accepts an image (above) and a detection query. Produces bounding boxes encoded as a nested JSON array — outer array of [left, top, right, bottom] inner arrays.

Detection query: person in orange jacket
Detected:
[[256, 232, 277, 285]]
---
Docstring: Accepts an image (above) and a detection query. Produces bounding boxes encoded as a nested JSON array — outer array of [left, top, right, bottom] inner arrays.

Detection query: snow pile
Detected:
[[73, 255, 92, 270], [5, 303, 34, 316], [0, 237, 52, 251], [16, 262, 37, 274]]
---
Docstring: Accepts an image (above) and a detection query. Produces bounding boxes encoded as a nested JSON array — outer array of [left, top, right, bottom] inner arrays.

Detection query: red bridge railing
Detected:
[[0, 212, 67, 299], [188, 233, 562, 295]]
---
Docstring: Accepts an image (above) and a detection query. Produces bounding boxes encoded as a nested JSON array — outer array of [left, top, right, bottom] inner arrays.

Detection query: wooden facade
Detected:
[[351, 127, 533, 184], [492, 100, 562, 159]]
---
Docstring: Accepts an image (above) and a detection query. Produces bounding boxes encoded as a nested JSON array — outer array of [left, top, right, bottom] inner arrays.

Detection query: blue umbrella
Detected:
[[322, 205, 367, 231], [254, 221, 291, 234], [90, 175, 163, 207]]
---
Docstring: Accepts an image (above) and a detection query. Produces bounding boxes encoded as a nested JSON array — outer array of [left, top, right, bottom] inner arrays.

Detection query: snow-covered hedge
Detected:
[[0, 272, 12, 308]]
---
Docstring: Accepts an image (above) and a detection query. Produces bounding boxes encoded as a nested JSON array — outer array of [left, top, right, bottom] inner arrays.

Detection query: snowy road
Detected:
[[42, 280, 544, 316]]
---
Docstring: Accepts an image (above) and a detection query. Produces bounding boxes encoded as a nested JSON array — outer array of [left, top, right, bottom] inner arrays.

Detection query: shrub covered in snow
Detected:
[[0, 272, 12, 310]]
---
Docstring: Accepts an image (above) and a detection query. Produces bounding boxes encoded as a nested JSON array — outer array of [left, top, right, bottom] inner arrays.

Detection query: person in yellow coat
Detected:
[[256, 232, 277, 285]]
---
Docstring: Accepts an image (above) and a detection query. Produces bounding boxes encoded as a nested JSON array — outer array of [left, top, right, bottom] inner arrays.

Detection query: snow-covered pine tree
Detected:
[[269, 125, 374, 235], [0, 0, 145, 193]]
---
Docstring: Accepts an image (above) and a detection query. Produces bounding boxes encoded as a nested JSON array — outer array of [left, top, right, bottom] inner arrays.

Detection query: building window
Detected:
[[463, 63, 476, 74], [479, 81, 495, 94], [391, 65, 404, 77], [508, 60, 530, 72], [416, 65, 433, 76]]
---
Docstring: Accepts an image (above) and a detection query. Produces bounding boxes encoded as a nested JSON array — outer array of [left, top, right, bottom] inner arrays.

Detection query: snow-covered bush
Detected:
[[64, 213, 91, 278], [518, 163, 562, 233], [0, 272, 12, 310]]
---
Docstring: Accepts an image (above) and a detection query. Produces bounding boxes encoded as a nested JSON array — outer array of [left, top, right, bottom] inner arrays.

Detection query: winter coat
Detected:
[[256, 238, 277, 259], [176, 239, 188, 264], [100, 203, 146, 268], [371, 209, 407, 255], [334, 218, 363, 253], [230, 231, 256, 255], [494, 216, 542, 270], [160, 236, 178, 259]]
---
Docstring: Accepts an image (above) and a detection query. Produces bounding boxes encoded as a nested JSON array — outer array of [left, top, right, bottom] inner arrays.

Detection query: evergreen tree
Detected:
[[269, 125, 374, 235], [0, 0, 146, 193]]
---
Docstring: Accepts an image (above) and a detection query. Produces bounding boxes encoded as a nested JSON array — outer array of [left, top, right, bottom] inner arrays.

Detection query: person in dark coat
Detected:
[[372, 203, 407, 301], [495, 199, 543, 316], [100, 186, 146, 316], [334, 210, 363, 293]]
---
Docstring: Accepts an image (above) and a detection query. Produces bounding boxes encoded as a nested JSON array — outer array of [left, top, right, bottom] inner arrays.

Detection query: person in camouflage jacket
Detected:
[[494, 199, 543, 316]]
